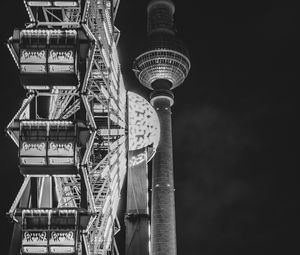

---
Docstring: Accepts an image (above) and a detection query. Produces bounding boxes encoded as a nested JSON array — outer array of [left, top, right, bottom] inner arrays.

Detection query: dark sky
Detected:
[[0, 1, 298, 254]]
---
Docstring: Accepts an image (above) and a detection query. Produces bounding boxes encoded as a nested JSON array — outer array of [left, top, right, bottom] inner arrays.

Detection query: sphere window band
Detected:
[[134, 49, 190, 89]]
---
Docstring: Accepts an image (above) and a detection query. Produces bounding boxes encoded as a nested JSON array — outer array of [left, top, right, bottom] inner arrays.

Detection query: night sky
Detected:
[[0, 1, 298, 254]]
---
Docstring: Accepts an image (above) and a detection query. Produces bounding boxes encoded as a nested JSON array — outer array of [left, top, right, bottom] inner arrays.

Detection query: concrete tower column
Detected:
[[150, 86, 176, 255]]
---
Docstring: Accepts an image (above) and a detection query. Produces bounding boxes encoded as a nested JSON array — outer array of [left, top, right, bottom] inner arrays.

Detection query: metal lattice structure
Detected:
[[6, 1, 129, 254]]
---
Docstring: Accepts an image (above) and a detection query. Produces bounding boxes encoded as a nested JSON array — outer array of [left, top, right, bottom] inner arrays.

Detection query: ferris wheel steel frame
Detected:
[[6, 1, 130, 254]]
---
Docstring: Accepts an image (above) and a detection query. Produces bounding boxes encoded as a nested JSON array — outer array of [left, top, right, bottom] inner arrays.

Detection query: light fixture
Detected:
[[53, 1, 78, 7], [27, 1, 52, 7]]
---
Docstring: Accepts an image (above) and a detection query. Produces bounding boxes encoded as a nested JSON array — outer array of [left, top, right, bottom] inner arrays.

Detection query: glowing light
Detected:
[[104, 8, 113, 33], [48, 142, 74, 156], [50, 246, 75, 253], [20, 50, 46, 63], [21, 120, 73, 126], [20, 99, 30, 120], [49, 231, 75, 245], [128, 91, 160, 151], [48, 50, 74, 63], [109, 164, 118, 180], [20, 142, 46, 156], [111, 185, 120, 210], [22, 246, 48, 253], [48, 157, 74, 165], [27, 1, 52, 6], [111, 42, 120, 69], [103, 22, 111, 46], [110, 174, 119, 193], [148, 223, 151, 254], [103, 216, 112, 239], [100, 86, 110, 99], [48, 64, 74, 73], [20, 157, 46, 165], [22, 231, 47, 245], [53, 1, 78, 7], [112, 192, 120, 217], [110, 81, 118, 99], [21, 64, 46, 73], [26, 1, 79, 7], [97, 128, 125, 136], [100, 165, 110, 179], [102, 194, 111, 214], [110, 99, 118, 112], [101, 48, 110, 68], [25, 85, 50, 90]]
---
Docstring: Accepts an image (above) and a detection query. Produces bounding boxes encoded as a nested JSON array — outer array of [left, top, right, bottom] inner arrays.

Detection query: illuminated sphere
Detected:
[[133, 33, 191, 90], [128, 91, 160, 159]]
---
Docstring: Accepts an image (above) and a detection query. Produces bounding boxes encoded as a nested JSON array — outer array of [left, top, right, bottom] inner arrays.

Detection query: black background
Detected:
[[0, 0, 298, 254]]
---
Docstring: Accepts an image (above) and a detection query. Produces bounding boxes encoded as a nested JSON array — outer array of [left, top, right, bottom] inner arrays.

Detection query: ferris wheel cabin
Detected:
[[19, 120, 89, 175], [15, 208, 91, 255], [8, 28, 90, 90]]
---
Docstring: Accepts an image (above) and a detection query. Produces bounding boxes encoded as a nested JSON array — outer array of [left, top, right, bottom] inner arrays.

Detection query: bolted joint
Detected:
[[26, 90, 37, 97]]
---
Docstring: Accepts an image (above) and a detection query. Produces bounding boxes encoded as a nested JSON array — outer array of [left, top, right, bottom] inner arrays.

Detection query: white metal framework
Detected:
[[7, 1, 127, 254]]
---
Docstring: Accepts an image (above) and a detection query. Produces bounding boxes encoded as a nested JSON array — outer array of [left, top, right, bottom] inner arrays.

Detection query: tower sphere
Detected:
[[133, 0, 191, 90]]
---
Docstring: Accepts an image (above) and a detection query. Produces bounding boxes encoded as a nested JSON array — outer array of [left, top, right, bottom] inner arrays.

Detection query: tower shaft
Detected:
[[151, 96, 176, 255]]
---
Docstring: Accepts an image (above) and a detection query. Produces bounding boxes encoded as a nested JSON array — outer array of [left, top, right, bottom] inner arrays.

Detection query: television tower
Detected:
[[133, 0, 191, 254]]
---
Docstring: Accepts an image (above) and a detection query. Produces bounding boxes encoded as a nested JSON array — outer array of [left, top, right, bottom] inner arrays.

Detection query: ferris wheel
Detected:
[[6, 1, 160, 254]]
